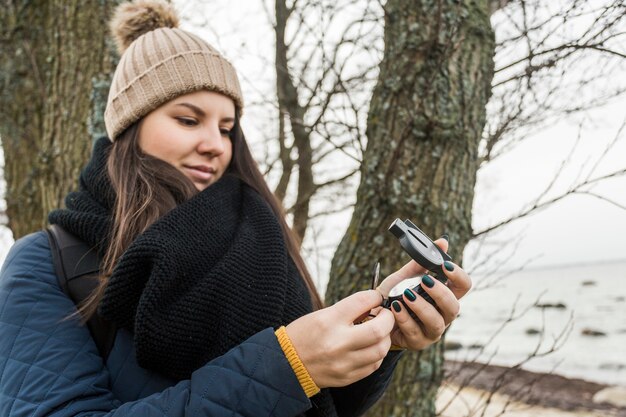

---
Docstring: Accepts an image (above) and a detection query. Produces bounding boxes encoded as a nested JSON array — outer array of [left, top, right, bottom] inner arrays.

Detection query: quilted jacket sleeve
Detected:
[[0, 232, 311, 417]]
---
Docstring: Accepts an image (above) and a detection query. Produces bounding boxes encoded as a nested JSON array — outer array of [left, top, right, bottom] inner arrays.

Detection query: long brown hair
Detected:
[[78, 109, 323, 320]]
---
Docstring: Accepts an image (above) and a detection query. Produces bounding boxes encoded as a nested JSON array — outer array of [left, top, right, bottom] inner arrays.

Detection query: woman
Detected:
[[0, 1, 471, 416]]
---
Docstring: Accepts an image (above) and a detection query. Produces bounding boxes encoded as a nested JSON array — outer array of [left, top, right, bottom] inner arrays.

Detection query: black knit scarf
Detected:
[[49, 138, 337, 417]]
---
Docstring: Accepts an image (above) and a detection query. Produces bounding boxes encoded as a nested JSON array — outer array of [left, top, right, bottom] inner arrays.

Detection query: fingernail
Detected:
[[392, 301, 402, 312], [422, 275, 435, 288], [440, 234, 449, 242], [403, 288, 417, 301], [444, 261, 454, 271]]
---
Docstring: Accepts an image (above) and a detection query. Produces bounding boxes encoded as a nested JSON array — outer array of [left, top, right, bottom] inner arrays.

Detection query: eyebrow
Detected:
[[174, 102, 235, 123]]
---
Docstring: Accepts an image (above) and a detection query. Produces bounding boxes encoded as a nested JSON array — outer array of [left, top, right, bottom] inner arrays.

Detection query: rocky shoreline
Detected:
[[443, 360, 626, 416]]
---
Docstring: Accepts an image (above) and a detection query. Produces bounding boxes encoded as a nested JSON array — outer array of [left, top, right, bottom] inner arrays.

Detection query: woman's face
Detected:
[[139, 90, 236, 191]]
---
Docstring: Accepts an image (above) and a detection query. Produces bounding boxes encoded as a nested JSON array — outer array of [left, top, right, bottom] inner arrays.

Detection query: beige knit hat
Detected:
[[104, 0, 244, 141]]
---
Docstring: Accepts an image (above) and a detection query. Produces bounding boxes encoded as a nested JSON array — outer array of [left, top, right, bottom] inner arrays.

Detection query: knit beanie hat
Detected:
[[104, 0, 244, 141]]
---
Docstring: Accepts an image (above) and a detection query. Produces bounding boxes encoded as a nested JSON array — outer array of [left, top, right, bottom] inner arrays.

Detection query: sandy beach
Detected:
[[438, 385, 607, 417], [439, 360, 626, 417]]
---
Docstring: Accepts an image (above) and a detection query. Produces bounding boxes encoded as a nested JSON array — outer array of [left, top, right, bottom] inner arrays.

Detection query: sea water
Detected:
[[445, 260, 626, 386]]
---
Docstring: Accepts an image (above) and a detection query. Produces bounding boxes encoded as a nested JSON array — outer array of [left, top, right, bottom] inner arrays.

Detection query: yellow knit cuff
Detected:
[[275, 326, 320, 398]]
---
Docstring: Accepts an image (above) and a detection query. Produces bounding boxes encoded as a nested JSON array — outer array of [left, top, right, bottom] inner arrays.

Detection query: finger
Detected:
[[333, 290, 386, 323], [418, 274, 459, 325], [376, 260, 426, 297], [440, 261, 472, 300], [349, 307, 395, 349], [339, 354, 387, 386], [353, 311, 371, 324], [370, 306, 384, 316], [343, 333, 392, 370], [388, 299, 429, 349], [357, 306, 383, 323], [434, 237, 449, 254], [338, 334, 391, 384], [402, 288, 446, 341]]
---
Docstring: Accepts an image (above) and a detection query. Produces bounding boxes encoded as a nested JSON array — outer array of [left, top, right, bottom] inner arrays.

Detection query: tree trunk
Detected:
[[274, 0, 314, 243], [0, 0, 119, 239], [326, 0, 495, 416]]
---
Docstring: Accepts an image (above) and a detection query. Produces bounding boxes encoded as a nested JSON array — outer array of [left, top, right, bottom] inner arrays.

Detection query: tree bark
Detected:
[[325, 0, 495, 415], [274, 103, 293, 204], [0, 0, 119, 239], [490, 0, 516, 15]]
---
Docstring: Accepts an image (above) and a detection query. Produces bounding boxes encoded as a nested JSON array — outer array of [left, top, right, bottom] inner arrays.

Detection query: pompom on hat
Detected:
[[104, 0, 244, 141]]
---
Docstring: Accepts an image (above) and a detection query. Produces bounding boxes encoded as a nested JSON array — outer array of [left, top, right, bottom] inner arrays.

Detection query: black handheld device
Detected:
[[383, 218, 452, 311]]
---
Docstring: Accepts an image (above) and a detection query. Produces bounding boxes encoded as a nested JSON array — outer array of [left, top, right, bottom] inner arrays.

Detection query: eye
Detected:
[[176, 117, 197, 127], [220, 128, 232, 137]]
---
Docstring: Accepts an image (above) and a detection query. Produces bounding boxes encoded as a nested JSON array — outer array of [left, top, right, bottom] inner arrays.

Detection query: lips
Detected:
[[187, 165, 215, 173], [183, 165, 216, 181]]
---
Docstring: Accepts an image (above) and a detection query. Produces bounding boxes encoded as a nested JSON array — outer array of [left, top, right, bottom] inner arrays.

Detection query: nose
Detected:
[[197, 125, 225, 156]]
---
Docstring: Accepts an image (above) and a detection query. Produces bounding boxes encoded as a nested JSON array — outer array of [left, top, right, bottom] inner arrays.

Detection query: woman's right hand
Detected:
[[285, 290, 395, 388]]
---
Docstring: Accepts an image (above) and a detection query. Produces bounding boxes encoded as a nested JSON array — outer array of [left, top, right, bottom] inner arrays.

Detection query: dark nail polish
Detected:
[[403, 288, 417, 301], [444, 261, 454, 272], [440, 234, 449, 242], [422, 275, 435, 288], [392, 301, 402, 312]]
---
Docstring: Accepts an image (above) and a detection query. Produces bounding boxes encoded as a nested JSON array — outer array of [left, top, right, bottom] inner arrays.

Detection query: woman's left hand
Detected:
[[375, 238, 472, 350]]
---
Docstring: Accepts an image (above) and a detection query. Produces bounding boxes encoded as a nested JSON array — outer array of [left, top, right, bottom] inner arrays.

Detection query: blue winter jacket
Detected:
[[0, 231, 402, 416]]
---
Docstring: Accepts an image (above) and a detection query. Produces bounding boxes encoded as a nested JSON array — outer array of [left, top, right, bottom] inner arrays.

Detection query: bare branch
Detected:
[[473, 168, 626, 237], [577, 191, 626, 211], [284, 168, 359, 215]]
